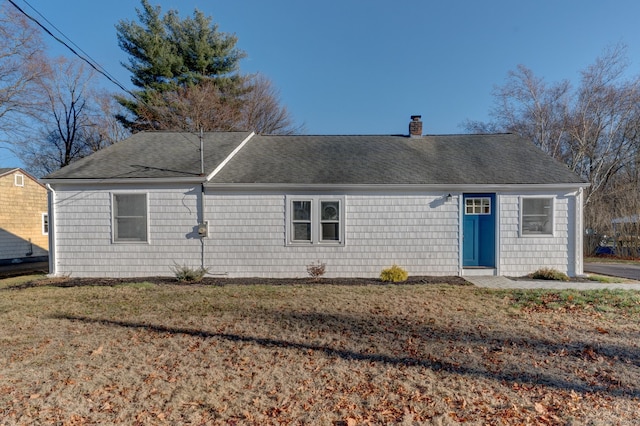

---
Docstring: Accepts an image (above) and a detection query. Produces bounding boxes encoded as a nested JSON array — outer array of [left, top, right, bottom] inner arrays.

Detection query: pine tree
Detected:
[[115, 0, 246, 131]]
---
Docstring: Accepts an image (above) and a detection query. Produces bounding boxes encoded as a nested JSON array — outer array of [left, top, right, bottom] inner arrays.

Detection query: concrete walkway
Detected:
[[465, 275, 640, 290]]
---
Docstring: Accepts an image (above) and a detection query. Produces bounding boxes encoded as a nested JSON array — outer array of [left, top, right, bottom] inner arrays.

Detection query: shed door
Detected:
[[463, 194, 496, 267]]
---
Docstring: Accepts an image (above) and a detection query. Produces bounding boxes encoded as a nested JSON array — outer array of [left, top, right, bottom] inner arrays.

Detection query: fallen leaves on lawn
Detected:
[[1, 283, 639, 424]]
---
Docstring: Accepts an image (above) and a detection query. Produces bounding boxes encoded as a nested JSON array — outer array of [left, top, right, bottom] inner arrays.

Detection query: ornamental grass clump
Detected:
[[170, 263, 209, 283], [529, 267, 570, 281], [379, 264, 408, 283]]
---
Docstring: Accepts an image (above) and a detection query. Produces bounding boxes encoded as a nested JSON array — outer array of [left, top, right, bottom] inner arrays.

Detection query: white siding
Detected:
[[53, 185, 201, 277], [206, 192, 459, 278], [498, 192, 572, 277], [51, 186, 581, 278]]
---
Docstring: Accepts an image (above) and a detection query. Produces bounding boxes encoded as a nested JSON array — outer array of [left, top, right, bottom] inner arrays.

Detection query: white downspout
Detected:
[[575, 188, 584, 276], [45, 184, 56, 276]]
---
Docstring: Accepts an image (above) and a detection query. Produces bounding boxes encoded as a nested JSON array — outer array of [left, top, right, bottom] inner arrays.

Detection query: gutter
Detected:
[[204, 182, 590, 192], [41, 177, 206, 185]]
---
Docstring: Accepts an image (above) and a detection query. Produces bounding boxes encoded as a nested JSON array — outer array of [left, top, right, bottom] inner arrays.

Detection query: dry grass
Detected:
[[1, 277, 639, 425]]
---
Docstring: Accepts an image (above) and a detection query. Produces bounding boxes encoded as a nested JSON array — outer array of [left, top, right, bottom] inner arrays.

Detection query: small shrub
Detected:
[[170, 263, 209, 283], [380, 264, 408, 283], [529, 268, 569, 281], [306, 260, 326, 279]]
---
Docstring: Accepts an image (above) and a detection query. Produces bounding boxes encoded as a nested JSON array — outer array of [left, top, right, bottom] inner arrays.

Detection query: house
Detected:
[[42, 116, 588, 278], [0, 168, 49, 265]]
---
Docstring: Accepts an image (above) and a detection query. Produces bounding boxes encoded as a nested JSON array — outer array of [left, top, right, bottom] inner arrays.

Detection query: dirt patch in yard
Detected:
[[1, 279, 638, 424]]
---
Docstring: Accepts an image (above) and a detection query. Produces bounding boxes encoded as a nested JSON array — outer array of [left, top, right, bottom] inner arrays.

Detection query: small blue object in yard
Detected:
[[595, 245, 614, 256]]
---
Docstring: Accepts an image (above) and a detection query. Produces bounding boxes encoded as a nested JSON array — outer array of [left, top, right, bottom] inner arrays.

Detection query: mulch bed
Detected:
[[14, 275, 472, 288]]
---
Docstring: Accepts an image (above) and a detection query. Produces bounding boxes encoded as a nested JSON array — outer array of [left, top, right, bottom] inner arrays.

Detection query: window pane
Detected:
[[293, 223, 311, 241], [522, 198, 552, 234], [321, 223, 340, 241], [116, 217, 147, 240], [466, 198, 490, 215], [116, 194, 147, 216], [321, 201, 339, 220], [114, 194, 147, 241], [293, 201, 311, 220]]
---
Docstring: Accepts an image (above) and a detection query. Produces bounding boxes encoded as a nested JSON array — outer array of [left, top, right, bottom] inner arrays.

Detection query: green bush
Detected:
[[529, 267, 570, 281], [170, 263, 209, 283], [380, 264, 408, 283]]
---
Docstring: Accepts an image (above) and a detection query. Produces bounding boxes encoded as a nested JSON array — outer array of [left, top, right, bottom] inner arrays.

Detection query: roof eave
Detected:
[[204, 182, 589, 191], [42, 177, 206, 185]]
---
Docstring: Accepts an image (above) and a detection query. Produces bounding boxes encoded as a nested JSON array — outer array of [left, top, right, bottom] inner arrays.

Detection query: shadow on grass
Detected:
[[52, 313, 640, 399]]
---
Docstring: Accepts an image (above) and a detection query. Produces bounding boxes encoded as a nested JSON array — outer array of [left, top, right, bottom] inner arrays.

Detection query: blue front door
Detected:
[[463, 194, 496, 267]]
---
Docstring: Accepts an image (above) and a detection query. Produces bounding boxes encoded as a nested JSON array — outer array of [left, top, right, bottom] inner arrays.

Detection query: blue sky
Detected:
[[3, 0, 640, 168]]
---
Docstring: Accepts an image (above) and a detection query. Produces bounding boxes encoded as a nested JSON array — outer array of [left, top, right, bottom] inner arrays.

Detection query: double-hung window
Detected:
[[521, 197, 554, 236], [287, 196, 345, 245], [112, 193, 148, 242]]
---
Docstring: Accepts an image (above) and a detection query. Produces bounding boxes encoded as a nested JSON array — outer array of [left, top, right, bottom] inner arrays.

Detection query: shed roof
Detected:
[[43, 131, 585, 186]]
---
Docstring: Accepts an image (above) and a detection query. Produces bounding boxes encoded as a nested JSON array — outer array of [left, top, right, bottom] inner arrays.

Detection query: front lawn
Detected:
[[1, 277, 639, 424]]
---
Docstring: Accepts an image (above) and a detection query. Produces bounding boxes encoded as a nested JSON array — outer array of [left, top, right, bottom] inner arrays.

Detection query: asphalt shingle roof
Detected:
[[0, 167, 18, 177], [44, 131, 252, 180], [212, 133, 585, 185], [44, 132, 585, 185]]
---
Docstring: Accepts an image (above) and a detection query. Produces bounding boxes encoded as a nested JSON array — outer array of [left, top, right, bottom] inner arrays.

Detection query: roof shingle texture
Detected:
[[44, 132, 585, 185], [212, 133, 584, 185], [44, 131, 252, 179]]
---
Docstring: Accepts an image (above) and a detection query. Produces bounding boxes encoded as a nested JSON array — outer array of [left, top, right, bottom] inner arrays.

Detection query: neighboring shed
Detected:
[[43, 117, 588, 278], [0, 168, 49, 264]]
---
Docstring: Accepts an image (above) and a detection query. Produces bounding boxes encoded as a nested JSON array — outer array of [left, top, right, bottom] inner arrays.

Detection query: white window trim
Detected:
[[465, 197, 491, 215], [286, 195, 345, 246], [42, 212, 49, 235], [520, 196, 554, 237], [111, 192, 150, 244], [15, 174, 24, 187]]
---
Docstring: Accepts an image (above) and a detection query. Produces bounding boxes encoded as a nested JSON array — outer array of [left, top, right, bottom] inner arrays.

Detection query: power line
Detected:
[[6, 0, 203, 149], [20, 0, 124, 91], [7, 0, 135, 98]]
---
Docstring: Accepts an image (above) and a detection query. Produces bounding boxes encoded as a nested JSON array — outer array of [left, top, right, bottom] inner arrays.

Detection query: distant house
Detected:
[[42, 116, 588, 278], [0, 168, 49, 264]]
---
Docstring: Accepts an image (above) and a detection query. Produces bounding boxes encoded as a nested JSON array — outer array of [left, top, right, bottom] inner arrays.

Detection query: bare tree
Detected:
[[465, 44, 640, 252], [564, 45, 640, 206], [0, 3, 47, 153], [240, 74, 302, 135], [128, 79, 244, 132], [465, 64, 571, 159], [91, 91, 131, 149], [18, 58, 125, 176]]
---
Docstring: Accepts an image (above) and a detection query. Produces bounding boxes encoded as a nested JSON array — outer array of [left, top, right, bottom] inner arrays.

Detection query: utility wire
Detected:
[[7, 0, 135, 98], [7, 0, 206, 151], [20, 0, 124, 91]]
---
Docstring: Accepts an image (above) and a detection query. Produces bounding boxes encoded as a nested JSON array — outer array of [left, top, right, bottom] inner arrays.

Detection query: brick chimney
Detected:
[[409, 115, 422, 137]]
